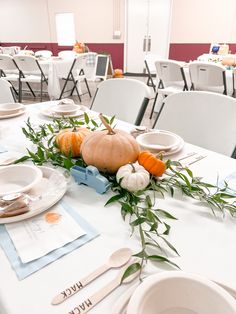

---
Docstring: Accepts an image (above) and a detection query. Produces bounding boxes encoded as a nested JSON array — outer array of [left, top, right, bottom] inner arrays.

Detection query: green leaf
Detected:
[[14, 155, 30, 164], [84, 112, 89, 124], [156, 209, 177, 220], [120, 262, 141, 284], [91, 119, 98, 127], [105, 194, 124, 206], [147, 255, 180, 269], [162, 222, 171, 235], [131, 217, 146, 226]]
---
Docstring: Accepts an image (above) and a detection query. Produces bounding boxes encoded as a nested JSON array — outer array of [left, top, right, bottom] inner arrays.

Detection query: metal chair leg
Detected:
[[84, 78, 91, 97], [40, 77, 43, 102], [152, 102, 165, 129], [149, 92, 158, 119], [26, 82, 36, 97], [18, 77, 22, 103]]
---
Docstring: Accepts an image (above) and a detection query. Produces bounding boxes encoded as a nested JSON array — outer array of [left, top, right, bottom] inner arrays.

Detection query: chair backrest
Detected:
[[144, 53, 163, 74], [90, 78, 151, 125], [35, 50, 52, 58], [155, 60, 185, 85], [1, 46, 20, 56], [0, 54, 18, 72], [13, 55, 40, 74], [154, 91, 236, 156], [58, 50, 77, 59], [17, 50, 34, 56], [189, 61, 226, 93], [0, 78, 15, 103]]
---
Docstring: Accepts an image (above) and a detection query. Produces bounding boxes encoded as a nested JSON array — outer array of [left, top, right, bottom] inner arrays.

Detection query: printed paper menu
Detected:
[[6, 204, 86, 263]]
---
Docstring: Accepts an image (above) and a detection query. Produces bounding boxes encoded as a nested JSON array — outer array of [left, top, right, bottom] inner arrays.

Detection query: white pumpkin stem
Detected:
[[99, 113, 115, 135], [129, 163, 136, 173]]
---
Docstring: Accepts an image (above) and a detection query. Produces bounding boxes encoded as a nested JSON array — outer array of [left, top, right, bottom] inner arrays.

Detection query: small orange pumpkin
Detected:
[[55, 127, 91, 157], [138, 151, 166, 177]]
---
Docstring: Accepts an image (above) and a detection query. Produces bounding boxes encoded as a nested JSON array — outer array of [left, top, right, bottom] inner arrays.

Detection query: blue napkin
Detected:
[[0, 201, 99, 280]]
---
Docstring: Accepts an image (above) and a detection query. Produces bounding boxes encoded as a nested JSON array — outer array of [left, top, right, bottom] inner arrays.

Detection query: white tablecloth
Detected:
[[1, 103, 236, 313], [39, 56, 96, 100]]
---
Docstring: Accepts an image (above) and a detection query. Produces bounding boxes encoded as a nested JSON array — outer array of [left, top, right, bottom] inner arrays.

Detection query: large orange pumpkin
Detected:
[[80, 115, 140, 173], [138, 151, 166, 177], [55, 127, 91, 157]]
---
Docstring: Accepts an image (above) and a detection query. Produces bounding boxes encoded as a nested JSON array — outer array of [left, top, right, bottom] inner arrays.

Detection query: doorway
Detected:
[[124, 0, 173, 74]]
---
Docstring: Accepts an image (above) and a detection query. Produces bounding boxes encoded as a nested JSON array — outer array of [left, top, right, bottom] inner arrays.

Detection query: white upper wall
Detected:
[[171, 0, 236, 43], [0, 0, 51, 42], [0, 0, 125, 43], [1, 0, 236, 45]]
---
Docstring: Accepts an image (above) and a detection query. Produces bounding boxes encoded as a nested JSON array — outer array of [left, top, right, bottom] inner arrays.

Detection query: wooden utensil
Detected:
[[52, 248, 132, 305], [66, 258, 140, 314]]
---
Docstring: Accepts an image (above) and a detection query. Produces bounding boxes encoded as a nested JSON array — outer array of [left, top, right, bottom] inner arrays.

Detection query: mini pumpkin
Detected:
[[55, 127, 91, 157], [138, 151, 166, 177], [81, 114, 140, 173], [116, 163, 150, 192]]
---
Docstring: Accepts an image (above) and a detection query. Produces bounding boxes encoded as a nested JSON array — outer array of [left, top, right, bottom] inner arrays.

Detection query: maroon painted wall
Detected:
[[169, 43, 236, 62], [1, 42, 124, 69]]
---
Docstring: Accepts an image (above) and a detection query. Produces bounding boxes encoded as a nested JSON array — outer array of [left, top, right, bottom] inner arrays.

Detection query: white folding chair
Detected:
[[59, 54, 91, 101], [0, 78, 15, 103], [35, 50, 52, 59], [150, 59, 188, 119], [144, 53, 162, 92], [13, 55, 48, 102], [1, 46, 20, 56], [0, 54, 19, 98], [58, 51, 77, 59], [90, 78, 151, 125], [189, 61, 227, 95], [153, 91, 236, 157]]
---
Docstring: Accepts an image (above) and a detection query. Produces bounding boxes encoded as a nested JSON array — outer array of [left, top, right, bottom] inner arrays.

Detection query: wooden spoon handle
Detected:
[[66, 278, 119, 314], [52, 264, 108, 305]]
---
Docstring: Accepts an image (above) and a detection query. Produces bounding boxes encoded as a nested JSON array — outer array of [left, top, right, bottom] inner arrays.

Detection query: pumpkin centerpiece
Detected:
[[55, 127, 91, 157], [80, 114, 140, 173]]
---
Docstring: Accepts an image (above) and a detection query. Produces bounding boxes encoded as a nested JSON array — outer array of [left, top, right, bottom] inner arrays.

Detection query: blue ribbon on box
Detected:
[[0, 201, 99, 280]]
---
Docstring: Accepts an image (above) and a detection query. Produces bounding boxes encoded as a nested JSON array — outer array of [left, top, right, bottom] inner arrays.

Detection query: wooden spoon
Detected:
[[51, 248, 132, 305], [66, 258, 140, 314]]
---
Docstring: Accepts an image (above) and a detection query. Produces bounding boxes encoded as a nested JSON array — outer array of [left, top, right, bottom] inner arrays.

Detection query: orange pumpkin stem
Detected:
[[99, 113, 115, 135]]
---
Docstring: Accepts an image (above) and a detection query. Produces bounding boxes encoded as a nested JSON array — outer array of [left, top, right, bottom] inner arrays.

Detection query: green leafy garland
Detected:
[[17, 114, 236, 280]]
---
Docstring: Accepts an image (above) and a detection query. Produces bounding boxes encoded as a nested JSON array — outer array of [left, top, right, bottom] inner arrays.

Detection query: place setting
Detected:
[[0, 163, 99, 280], [40, 98, 87, 119], [0, 102, 26, 119], [135, 128, 185, 156]]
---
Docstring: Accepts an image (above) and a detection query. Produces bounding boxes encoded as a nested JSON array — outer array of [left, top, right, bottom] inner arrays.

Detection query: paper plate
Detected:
[[40, 107, 86, 119], [0, 165, 42, 196], [0, 107, 26, 119], [0, 166, 67, 223]]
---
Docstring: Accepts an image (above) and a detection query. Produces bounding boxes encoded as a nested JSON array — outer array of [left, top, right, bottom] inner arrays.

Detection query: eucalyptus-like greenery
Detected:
[[18, 114, 236, 281]]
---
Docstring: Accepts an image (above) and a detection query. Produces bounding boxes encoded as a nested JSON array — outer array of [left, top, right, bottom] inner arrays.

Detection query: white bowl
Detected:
[[0, 103, 24, 115], [52, 104, 79, 115], [0, 165, 43, 196], [136, 130, 181, 152], [126, 271, 236, 314]]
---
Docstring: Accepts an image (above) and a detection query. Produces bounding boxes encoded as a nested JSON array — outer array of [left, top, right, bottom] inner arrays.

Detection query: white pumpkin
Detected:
[[116, 163, 150, 192]]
